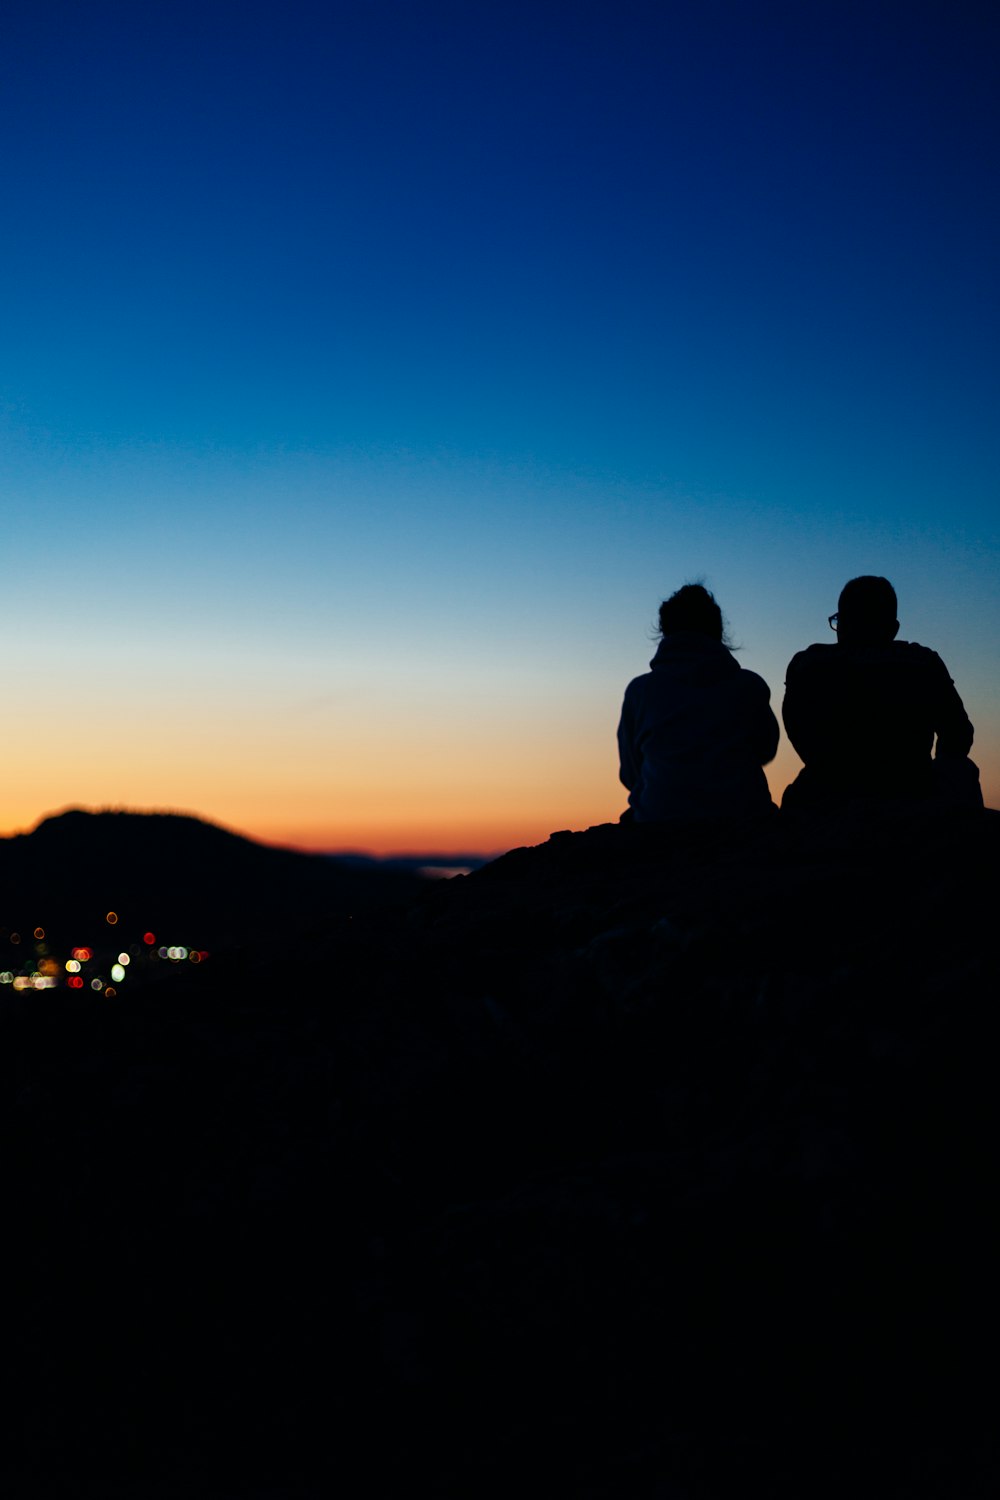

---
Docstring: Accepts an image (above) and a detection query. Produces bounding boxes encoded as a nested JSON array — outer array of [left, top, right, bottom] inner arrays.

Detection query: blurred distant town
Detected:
[[1, 914, 207, 996], [0, 810, 494, 1003]]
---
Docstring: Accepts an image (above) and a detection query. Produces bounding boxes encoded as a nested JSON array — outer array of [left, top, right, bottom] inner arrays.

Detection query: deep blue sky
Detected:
[[2, 1, 997, 847]]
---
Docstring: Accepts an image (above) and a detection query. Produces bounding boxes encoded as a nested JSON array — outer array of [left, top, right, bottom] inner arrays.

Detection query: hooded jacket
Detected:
[[617, 633, 779, 820]]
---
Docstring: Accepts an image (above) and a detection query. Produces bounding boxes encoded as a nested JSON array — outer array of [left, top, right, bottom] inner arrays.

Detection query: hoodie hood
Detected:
[[649, 632, 739, 678]]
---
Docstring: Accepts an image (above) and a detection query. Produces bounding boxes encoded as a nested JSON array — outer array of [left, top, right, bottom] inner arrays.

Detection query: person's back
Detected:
[[782, 576, 978, 809], [618, 585, 779, 820]]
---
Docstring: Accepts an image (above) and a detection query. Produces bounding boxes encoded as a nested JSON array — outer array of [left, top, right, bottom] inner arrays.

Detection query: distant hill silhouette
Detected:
[[0, 808, 423, 946]]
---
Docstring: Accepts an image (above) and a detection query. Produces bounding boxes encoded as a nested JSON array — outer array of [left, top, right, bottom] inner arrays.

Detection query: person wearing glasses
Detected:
[[781, 576, 980, 809], [618, 583, 780, 820]]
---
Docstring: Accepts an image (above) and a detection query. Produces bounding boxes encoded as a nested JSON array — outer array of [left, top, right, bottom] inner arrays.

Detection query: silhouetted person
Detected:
[[782, 576, 981, 810], [618, 584, 779, 820]]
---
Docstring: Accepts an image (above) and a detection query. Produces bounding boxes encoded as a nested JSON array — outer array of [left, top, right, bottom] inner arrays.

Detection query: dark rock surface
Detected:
[[3, 808, 998, 1496]]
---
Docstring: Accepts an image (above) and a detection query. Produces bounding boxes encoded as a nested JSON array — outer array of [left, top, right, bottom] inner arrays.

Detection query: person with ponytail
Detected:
[[617, 584, 779, 820]]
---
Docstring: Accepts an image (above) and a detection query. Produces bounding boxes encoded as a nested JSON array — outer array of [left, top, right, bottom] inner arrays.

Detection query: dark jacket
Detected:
[[781, 640, 974, 804], [618, 633, 779, 820]]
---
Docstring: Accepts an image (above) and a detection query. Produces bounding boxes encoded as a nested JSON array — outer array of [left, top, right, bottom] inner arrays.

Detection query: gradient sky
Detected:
[[2, 0, 997, 852]]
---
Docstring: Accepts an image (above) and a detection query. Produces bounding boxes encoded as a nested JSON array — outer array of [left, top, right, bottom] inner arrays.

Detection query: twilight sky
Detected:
[[2, 0, 997, 852]]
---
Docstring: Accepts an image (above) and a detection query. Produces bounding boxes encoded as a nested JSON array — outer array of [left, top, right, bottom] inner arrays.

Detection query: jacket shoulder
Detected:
[[785, 644, 832, 675], [622, 672, 652, 705], [897, 641, 946, 668]]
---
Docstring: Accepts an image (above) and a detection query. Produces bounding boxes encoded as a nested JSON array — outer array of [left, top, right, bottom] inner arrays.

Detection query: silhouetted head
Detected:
[[834, 576, 899, 646], [658, 584, 725, 642]]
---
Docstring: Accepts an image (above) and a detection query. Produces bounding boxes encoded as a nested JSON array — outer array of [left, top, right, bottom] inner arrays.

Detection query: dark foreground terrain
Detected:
[[3, 808, 998, 1497]]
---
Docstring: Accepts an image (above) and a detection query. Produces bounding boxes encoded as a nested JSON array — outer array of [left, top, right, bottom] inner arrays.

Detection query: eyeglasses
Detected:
[[828, 613, 838, 631]]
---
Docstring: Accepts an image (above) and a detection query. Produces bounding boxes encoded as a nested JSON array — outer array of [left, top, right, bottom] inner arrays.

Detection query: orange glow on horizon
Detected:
[[245, 789, 628, 856], [1, 749, 996, 861]]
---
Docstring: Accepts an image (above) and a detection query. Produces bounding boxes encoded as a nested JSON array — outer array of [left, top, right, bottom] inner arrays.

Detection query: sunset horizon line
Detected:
[[6, 785, 996, 869], [0, 801, 522, 863]]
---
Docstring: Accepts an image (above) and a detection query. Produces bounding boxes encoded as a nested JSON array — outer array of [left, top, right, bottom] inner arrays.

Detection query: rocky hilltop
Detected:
[[3, 808, 998, 1497]]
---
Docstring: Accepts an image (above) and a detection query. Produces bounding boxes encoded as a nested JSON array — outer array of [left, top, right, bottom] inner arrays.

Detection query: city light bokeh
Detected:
[[0, 924, 207, 997]]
